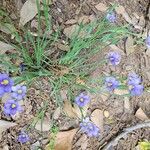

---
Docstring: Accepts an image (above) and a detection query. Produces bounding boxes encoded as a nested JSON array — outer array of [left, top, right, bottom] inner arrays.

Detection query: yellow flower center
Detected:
[[11, 104, 16, 108], [1, 80, 9, 85], [80, 98, 84, 102], [18, 90, 22, 94], [129, 85, 133, 90]]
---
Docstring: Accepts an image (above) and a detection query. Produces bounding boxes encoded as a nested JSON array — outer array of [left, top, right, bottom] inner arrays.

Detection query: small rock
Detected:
[[104, 110, 110, 118], [135, 108, 149, 121]]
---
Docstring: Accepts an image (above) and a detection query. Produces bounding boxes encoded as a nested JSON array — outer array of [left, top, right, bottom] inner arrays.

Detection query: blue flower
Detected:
[[3, 100, 22, 116], [146, 36, 150, 48], [11, 85, 27, 100], [105, 76, 119, 91], [130, 84, 144, 96], [75, 93, 90, 107], [18, 132, 30, 144], [20, 63, 25, 72], [0, 74, 14, 97], [107, 52, 121, 66], [80, 117, 100, 137], [127, 73, 141, 86], [106, 12, 116, 23]]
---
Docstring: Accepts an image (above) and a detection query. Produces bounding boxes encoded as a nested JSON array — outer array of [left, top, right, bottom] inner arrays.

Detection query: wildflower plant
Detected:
[[0, 0, 129, 105]]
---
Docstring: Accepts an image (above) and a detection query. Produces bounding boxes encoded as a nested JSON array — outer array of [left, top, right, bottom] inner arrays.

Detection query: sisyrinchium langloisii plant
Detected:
[[0, 0, 129, 106]]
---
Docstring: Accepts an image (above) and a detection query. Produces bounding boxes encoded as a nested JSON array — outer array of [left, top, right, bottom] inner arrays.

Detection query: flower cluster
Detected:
[[127, 73, 144, 96], [75, 93, 100, 137], [80, 117, 100, 137], [105, 52, 144, 96], [0, 73, 29, 144], [0, 73, 27, 116]]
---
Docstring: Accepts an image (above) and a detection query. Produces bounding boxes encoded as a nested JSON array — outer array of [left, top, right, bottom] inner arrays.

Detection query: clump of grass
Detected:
[[0, 0, 129, 105]]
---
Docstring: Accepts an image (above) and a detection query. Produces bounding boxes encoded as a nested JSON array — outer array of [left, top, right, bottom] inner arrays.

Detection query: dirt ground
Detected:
[[0, 0, 150, 150]]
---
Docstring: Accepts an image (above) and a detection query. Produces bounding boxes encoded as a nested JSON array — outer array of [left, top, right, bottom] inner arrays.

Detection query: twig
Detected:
[[102, 121, 150, 150]]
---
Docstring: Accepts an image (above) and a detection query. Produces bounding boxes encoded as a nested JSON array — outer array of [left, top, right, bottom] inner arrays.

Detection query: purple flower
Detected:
[[146, 36, 150, 48], [105, 76, 119, 91], [3, 99, 22, 116], [75, 93, 90, 107], [107, 52, 121, 66], [106, 12, 116, 23], [0, 74, 14, 97], [11, 85, 27, 100], [130, 84, 144, 96], [128, 73, 141, 86], [18, 132, 30, 144], [20, 63, 25, 72], [80, 117, 100, 137]]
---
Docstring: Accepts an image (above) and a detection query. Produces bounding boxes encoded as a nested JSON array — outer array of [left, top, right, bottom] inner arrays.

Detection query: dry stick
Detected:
[[102, 121, 150, 150]]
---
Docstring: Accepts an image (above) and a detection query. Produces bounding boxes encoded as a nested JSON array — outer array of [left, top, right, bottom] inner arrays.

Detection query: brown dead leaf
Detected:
[[115, 5, 125, 14], [57, 43, 70, 51], [95, 3, 108, 12], [46, 129, 78, 150], [63, 100, 88, 119], [63, 25, 79, 38], [19, 0, 38, 26], [125, 36, 135, 55], [63, 25, 86, 38], [35, 118, 51, 131], [91, 109, 104, 132], [53, 107, 61, 120], [114, 89, 129, 95], [65, 19, 77, 25], [100, 93, 109, 101], [0, 41, 15, 54], [55, 129, 78, 150], [135, 108, 149, 121], [78, 15, 90, 24], [60, 89, 68, 101], [63, 100, 78, 118]]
